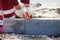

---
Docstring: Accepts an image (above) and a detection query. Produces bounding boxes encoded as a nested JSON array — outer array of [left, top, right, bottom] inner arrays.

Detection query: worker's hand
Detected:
[[15, 7, 27, 18]]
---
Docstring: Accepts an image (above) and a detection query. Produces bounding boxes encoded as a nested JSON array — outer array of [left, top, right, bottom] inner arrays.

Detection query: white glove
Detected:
[[15, 7, 26, 18], [15, 7, 34, 18], [25, 7, 34, 15]]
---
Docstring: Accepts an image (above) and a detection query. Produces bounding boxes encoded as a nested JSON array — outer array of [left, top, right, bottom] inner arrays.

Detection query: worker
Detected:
[[0, 0, 21, 32], [0, 0, 30, 32]]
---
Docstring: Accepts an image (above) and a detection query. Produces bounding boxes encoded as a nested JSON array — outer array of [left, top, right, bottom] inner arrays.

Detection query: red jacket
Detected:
[[0, 0, 19, 18], [1, 0, 30, 10], [1, 0, 19, 10], [0, 0, 30, 18]]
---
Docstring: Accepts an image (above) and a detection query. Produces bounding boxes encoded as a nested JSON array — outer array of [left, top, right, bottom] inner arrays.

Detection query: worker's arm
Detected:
[[14, 0, 30, 11], [12, 0, 21, 10], [14, 0, 30, 19]]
